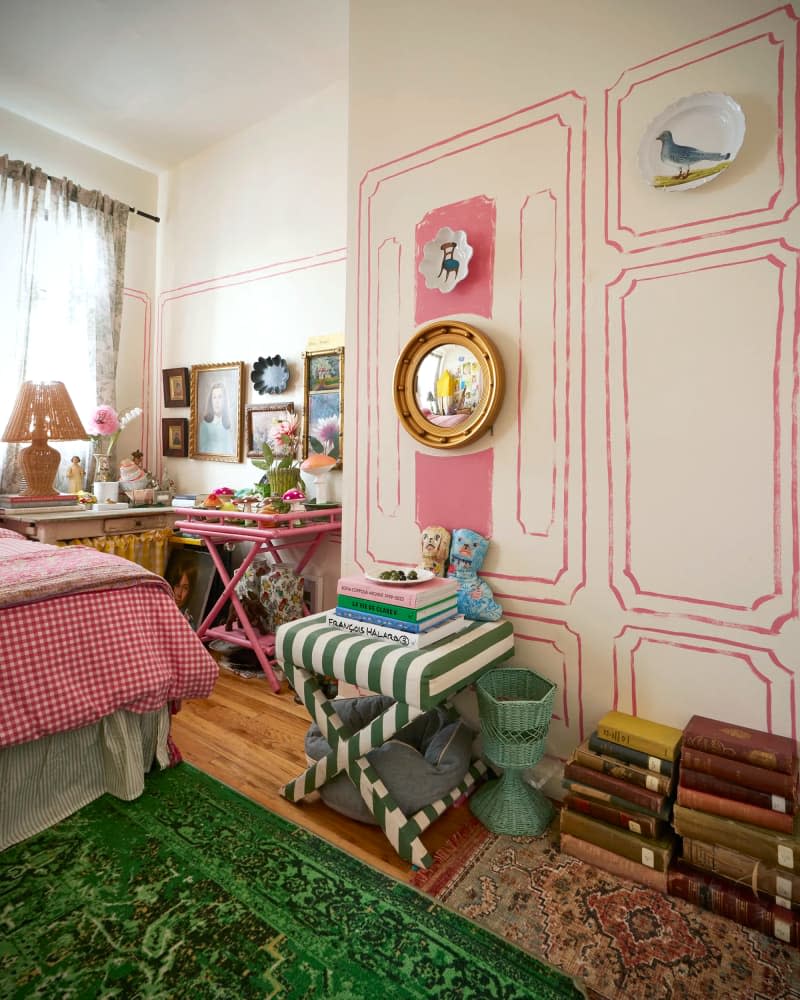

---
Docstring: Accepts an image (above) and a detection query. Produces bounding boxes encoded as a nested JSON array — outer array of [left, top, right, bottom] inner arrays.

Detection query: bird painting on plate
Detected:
[[655, 130, 730, 180]]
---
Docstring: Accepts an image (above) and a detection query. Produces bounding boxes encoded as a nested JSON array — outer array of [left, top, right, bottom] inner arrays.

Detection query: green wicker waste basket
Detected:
[[470, 667, 557, 836]]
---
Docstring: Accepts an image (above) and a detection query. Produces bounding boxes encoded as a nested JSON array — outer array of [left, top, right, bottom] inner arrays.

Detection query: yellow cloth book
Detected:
[[596, 710, 683, 762]]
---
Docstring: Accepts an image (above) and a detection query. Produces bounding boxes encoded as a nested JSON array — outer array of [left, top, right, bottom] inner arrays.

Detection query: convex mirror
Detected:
[[393, 320, 504, 448]]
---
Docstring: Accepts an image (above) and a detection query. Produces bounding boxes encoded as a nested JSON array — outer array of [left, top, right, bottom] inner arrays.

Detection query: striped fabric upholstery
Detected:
[[275, 614, 515, 710]]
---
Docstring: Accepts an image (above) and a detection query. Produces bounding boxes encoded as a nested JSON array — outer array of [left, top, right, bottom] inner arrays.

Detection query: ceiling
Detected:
[[0, 0, 348, 173]]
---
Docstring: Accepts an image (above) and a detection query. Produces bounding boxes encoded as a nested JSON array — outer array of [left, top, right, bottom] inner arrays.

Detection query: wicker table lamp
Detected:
[[1, 381, 88, 496]]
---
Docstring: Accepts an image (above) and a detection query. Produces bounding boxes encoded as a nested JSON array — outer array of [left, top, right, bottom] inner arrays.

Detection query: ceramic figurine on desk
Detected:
[[66, 456, 85, 495]]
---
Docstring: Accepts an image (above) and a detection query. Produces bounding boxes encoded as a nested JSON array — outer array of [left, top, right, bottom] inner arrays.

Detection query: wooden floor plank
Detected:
[[170, 670, 475, 880]]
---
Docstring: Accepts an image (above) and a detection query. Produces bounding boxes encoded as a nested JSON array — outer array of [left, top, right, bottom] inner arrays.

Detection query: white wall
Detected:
[[156, 80, 348, 602], [345, 0, 800, 772], [0, 106, 158, 460]]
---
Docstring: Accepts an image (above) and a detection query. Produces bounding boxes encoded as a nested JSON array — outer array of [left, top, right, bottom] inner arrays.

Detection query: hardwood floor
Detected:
[[170, 669, 474, 880]]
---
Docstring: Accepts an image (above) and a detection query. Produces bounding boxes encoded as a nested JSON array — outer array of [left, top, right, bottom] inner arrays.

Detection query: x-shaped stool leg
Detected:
[[280, 661, 438, 867]]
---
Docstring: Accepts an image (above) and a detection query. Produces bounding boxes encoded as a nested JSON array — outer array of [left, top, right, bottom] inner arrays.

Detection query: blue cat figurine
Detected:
[[447, 527, 503, 621]]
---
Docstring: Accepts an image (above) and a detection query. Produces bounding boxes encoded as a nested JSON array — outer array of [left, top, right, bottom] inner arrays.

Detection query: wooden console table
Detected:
[[0, 505, 179, 544], [173, 506, 343, 693]]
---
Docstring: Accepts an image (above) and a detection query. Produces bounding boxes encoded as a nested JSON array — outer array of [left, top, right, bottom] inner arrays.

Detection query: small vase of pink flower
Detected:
[[86, 404, 142, 482], [251, 413, 303, 497]]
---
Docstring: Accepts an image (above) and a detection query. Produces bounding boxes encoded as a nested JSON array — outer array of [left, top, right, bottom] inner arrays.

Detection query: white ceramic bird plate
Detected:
[[638, 92, 745, 191], [419, 227, 473, 293]]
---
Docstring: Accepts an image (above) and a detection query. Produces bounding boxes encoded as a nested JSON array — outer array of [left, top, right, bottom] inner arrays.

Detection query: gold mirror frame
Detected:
[[393, 320, 504, 449]]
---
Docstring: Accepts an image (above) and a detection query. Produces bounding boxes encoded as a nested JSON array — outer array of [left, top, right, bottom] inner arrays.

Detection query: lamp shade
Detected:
[[2, 381, 88, 496]]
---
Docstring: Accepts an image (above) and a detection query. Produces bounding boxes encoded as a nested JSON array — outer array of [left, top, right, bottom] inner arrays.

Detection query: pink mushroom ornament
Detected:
[[299, 452, 337, 503]]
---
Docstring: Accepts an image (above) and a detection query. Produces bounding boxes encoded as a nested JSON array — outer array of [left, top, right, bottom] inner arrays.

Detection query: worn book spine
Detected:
[[563, 762, 671, 817], [673, 804, 800, 874], [333, 605, 457, 633], [588, 732, 674, 777], [681, 746, 797, 799], [573, 743, 674, 796], [683, 714, 798, 776], [559, 808, 675, 871], [682, 837, 800, 909], [562, 779, 669, 821], [559, 832, 668, 893], [596, 710, 683, 761], [324, 612, 466, 648], [336, 574, 458, 608], [680, 766, 795, 815], [336, 592, 457, 623], [668, 860, 800, 945], [676, 785, 795, 833], [563, 792, 666, 839]]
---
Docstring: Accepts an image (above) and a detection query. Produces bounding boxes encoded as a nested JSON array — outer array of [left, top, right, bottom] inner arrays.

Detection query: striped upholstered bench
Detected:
[[275, 613, 514, 867]]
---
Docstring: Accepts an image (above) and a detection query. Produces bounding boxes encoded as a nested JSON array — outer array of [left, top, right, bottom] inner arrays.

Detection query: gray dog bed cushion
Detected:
[[304, 695, 475, 824]]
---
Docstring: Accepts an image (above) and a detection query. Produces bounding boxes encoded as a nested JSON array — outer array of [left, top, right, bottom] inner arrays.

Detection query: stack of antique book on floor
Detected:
[[327, 573, 466, 648], [559, 709, 682, 892], [671, 714, 800, 945]]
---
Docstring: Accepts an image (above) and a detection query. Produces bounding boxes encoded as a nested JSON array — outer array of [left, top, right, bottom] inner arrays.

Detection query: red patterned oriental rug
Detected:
[[410, 816, 800, 1000]]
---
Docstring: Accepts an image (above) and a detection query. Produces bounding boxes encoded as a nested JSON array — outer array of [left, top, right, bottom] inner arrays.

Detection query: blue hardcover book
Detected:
[[588, 732, 675, 777], [333, 605, 457, 633]]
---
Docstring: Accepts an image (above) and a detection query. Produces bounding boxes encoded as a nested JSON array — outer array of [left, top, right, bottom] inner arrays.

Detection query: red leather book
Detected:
[[681, 745, 798, 800], [562, 792, 666, 840], [676, 785, 795, 834], [668, 860, 800, 945], [560, 832, 668, 893], [563, 761, 671, 818], [680, 766, 796, 815], [683, 715, 798, 775]]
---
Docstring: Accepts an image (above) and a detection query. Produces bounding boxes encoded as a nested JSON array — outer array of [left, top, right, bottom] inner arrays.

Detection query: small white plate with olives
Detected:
[[365, 567, 435, 586]]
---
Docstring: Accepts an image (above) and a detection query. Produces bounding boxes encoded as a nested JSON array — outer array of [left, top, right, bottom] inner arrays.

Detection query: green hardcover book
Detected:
[[336, 592, 457, 623], [559, 808, 675, 871], [673, 804, 800, 874], [596, 710, 683, 762]]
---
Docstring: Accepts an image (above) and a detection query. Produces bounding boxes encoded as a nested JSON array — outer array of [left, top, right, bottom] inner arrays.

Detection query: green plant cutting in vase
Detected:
[[251, 414, 302, 497]]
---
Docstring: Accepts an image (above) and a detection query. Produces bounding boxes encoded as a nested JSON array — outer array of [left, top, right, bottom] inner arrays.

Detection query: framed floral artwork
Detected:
[[189, 361, 245, 463], [162, 367, 189, 407], [245, 401, 295, 458], [302, 347, 343, 466], [162, 417, 188, 457]]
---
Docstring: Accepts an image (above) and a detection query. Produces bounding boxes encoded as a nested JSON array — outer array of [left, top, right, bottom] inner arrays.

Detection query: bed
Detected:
[[0, 527, 218, 849]]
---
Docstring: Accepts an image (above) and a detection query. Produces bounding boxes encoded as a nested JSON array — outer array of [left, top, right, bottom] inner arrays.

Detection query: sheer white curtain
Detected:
[[0, 156, 128, 493]]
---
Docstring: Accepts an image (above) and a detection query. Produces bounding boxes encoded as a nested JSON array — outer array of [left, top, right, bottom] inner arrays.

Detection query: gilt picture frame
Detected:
[[162, 367, 189, 408], [245, 401, 295, 458], [162, 417, 188, 457], [302, 346, 343, 466], [189, 361, 245, 463]]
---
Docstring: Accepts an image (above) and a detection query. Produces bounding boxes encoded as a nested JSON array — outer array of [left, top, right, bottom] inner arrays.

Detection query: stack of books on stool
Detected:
[[671, 714, 800, 945], [559, 709, 681, 892], [327, 573, 466, 649]]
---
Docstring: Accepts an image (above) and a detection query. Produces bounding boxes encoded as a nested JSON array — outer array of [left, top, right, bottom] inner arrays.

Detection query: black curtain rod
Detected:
[[45, 173, 160, 223]]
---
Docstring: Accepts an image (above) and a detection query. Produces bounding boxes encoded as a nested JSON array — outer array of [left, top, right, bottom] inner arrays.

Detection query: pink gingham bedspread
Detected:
[[0, 529, 218, 749]]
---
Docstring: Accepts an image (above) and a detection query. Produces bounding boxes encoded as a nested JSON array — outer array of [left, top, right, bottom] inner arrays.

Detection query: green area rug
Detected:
[[0, 764, 582, 999]]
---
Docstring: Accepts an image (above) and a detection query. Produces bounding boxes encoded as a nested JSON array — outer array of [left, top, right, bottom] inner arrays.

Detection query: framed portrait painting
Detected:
[[245, 401, 295, 458], [302, 346, 343, 466], [161, 417, 188, 458], [189, 361, 245, 462], [164, 546, 216, 632], [162, 367, 189, 408]]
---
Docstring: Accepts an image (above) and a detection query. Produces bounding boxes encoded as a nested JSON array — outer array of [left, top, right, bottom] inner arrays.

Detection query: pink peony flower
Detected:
[[87, 405, 120, 436], [312, 415, 340, 454]]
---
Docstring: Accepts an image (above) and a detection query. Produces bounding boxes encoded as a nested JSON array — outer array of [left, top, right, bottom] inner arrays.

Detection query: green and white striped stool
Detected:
[[275, 613, 515, 868]]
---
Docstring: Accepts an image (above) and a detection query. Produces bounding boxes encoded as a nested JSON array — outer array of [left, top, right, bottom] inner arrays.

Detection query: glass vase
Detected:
[[267, 465, 301, 497], [93, 452, 114, 483]]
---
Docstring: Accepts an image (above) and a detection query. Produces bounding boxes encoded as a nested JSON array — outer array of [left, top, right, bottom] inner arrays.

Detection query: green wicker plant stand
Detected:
[[470, 667, 557, 836]]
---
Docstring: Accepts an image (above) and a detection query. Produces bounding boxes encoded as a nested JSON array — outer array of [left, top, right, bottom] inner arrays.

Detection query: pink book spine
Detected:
[[336, 575, 457, 608], [559, 832, 668, 893]]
